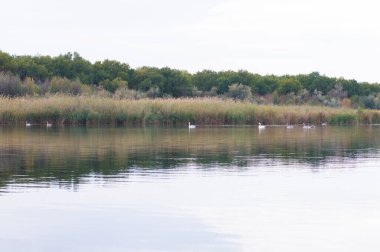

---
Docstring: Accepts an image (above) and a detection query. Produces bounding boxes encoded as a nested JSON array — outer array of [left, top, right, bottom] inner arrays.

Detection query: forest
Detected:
[[1, 50, 380, 109]]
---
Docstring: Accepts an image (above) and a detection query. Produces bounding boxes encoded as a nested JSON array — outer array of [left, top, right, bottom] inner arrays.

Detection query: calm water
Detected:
[[1, 126, 380, 251]]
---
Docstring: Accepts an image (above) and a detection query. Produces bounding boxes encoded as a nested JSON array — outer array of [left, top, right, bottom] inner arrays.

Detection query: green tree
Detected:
[[297, 72, 335, 94], [339, 79, 361, 97], [50, 53, 76, 79], [13, 56, 49, 81], [0, 51, 15, 72], [253, 76, 279, 95], [216, 70, 255, 94], [93, 60, 130, 85], [100, 78, 128, 93], [159, 67, 192, 97], [277, 78, 302, 95], [192, 70, 218, 92], [130, 67, 165, 93], [71, 52, 93, 84]]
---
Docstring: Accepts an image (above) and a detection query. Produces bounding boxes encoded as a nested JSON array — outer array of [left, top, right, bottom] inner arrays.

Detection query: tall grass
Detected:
[[0, 95, 379, 125]]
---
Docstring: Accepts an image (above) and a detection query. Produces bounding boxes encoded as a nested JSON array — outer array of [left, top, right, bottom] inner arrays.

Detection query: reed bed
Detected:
[[1, 95, 379, 125]]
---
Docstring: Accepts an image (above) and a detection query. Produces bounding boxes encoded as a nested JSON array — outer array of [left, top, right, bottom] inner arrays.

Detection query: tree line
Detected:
[[1, 50, 380, 108]]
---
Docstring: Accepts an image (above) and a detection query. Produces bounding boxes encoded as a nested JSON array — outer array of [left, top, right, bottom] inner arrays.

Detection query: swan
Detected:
[[25, 122, 32, 127], [321, 122, 328, 126], [46, 121, 52, 127], [286, 124, 294, 129], [258, 122, 266, 129], [303, 123, 315, 129], [188, 122, 196, 129]]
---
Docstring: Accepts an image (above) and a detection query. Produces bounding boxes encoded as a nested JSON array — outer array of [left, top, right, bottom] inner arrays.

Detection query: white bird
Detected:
[[303, 123, 315, 129], [321, 122, 328, 126], [188, 122, 196, 129], [25, 121, 32, 127], [258, 122, 266, 129], [286, 124, 294, 129], [46, 121, 52, 127]]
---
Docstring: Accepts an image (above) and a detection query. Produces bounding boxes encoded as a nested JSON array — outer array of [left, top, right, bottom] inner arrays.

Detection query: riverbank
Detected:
[[1, 96, 379, 126]]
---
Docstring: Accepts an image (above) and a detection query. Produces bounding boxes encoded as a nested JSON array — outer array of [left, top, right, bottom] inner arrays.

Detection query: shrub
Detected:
[[146, 86, 161, 98], [22, 77, 42, 96], [225, 83, 252, 100], [0, 72, 24, 96], [99, 77, 128, 93], [329, 114, 356, 125], [48, 77, 84, 95], [113, 86, 145, 99], [277, 79, 302, 95]]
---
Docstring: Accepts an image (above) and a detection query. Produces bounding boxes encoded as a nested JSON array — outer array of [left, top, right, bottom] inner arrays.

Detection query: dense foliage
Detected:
[[1, 50, 380, 109]]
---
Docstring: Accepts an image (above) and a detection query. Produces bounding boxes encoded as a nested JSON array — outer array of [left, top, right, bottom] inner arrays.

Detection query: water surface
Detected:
[[1, 126, 380, 251]]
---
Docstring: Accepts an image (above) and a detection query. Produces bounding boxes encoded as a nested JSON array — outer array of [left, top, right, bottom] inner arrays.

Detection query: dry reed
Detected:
[[0, 95, 379, 125]]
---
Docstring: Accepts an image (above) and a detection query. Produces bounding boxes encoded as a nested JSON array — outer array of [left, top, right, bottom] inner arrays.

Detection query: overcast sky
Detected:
[[1, 0, 380, 82]]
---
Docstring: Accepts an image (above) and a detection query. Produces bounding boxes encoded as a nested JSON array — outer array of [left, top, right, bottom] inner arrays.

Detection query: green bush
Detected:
[[100, 78, 128, 93], [277, 79, 302, 95], [329, 114, 356, 125]]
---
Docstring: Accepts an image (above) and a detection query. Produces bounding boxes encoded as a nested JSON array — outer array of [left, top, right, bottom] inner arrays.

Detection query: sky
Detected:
[[1, 0, 380, 82]]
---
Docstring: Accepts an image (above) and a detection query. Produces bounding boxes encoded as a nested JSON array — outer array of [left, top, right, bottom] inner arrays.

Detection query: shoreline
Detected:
[[1, 96, 379, 126]]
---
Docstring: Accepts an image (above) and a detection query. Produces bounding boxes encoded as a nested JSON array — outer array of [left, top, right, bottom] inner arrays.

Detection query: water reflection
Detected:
[[1, 126, 380, 252], [0, 126, 379, 190]]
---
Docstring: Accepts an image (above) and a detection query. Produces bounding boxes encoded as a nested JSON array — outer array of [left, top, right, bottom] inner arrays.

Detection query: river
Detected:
[[0, 126, 379, 251]]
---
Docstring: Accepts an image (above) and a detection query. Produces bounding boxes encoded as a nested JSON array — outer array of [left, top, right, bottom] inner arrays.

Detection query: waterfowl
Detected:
[[286, 124, 294, 129], [188, 122, 196, 129], [302, 123, 315, 129], [258, 123, 266, 129], [25, 122, 32, 127], [46, 121, 52, 127]]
